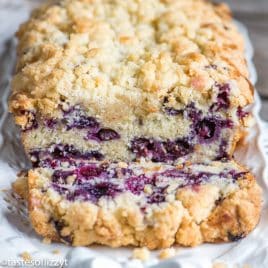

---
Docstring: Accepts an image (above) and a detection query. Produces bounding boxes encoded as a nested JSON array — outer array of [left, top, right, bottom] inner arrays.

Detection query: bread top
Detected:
[[10, 0, 253, 126]]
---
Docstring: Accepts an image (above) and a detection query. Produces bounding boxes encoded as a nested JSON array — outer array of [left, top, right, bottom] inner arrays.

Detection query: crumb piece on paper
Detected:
[[52, 249, 60, 255], [212, 263, 228, 268], [243, 265, 251, 268], [158, 247, 176, 259], [20, 251, 32, 261], [132, 247, 150, 261], [42, 237, 51, 244]]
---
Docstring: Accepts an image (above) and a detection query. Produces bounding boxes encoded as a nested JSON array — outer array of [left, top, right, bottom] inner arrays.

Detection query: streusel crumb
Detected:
[[158, 248, 176, 259], [132, 247, 150, 261], [20, 252, 32, 261]]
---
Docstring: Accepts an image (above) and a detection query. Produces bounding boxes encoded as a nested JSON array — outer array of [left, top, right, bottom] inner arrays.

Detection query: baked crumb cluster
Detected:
[[10, 0, 262, 251]]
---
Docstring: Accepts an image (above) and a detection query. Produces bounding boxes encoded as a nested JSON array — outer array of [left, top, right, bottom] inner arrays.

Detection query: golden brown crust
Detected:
[[12, 171, 29, 200], [26, 168, 262, 249], [201, 175, 262, 243], [9, 0, 253, 127]]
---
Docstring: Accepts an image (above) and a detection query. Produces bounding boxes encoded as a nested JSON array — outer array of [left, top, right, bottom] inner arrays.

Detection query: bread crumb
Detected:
[[176, 164, 183, 170], [144, 185, 153, 194], [212, 263, 227, 268], [42, 237, 51, 244], [132, 247, 150, 261], [52, 249, 60, 255], [118, 162, 128, 168], [158, 248, 176, 259], [243, 265, 251, 268], [20, 252, 32, 261]]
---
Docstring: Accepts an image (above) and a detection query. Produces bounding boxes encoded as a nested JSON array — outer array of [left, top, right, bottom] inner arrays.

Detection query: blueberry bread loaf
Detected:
[[10, 0, 253, 164], [10, 0, 262, 249], [21, 160, 260, 249]]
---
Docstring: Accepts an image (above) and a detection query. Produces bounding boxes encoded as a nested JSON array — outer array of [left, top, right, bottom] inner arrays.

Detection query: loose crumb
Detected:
[[52, 249, 60, 255], [42, 237, 51, 244], [158, 248, 176, 259], [212, 263, 228, 268], [243, 265, 251, 268], [20, 252, 32, 261], [144, 185, 153, 194], [118, 162, 128, 168], [132, 247, 150, 261]]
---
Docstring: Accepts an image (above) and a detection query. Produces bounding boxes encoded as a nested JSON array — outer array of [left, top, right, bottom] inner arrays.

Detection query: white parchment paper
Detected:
[[0, 2, 268, 267]]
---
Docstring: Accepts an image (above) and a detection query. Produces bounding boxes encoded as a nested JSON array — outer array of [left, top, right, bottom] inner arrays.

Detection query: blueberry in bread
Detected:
[[10, 0, 253, 164], [22, 159, 261, 249]]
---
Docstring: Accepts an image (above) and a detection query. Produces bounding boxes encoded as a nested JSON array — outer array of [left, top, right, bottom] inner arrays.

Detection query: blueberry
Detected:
[[44, 118, 57, 129], [195, 117, 233, 143], [62, 105, 100, 131], [66, 115, 100, 131], [29, 144, 104, 168], [237, 107, 249, 119], [210, 83, 231, 112], [130, 137, 193, 163], [51, 183, 69, 194], [125, 175, 153, 195], [68, 182, 122, 202], [185, 103, 202, 123], [164, 107, 183, 116], [227, 232, 245, 242], [97, 128, 120, 141], [196, 118, 217, 140], [215, 140, 229, 160], [54, 220, 73, 244], [147, 189, 166, 204], [20, 110, 38, 131], [52, 170, 74, 184], [165, 139, 193, 160], [77, 165, 103, 178], [131, 138, 150, 157]]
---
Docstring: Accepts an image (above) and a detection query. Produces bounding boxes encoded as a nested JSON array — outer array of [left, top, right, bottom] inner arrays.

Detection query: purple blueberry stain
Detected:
[[185, 103, 202, 123], [195, 118, 218, 142], [67, 182, 122, 202], [237, 106, 249, 120], [44, 118, 58, 129], [216, 139, 229, 160], [227, 232, 245, 242], [20, 110, 38, 131], [62, 106, 100, 131], [195, 117, 233, 144], [97, 128, 120, 141], [51, 105, 121, 142], [51, 163, 246, 204], [125, 175, 153, 195], [210, 83, 231, 112], [147, 188, 166, 204], [76, 165, 103, 179], [130, 137, 193, 163], [29, 143, 104, 168], [52, 170, 75, 184], [164, 107, 183, 116], [53, 220, 73, 244]]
